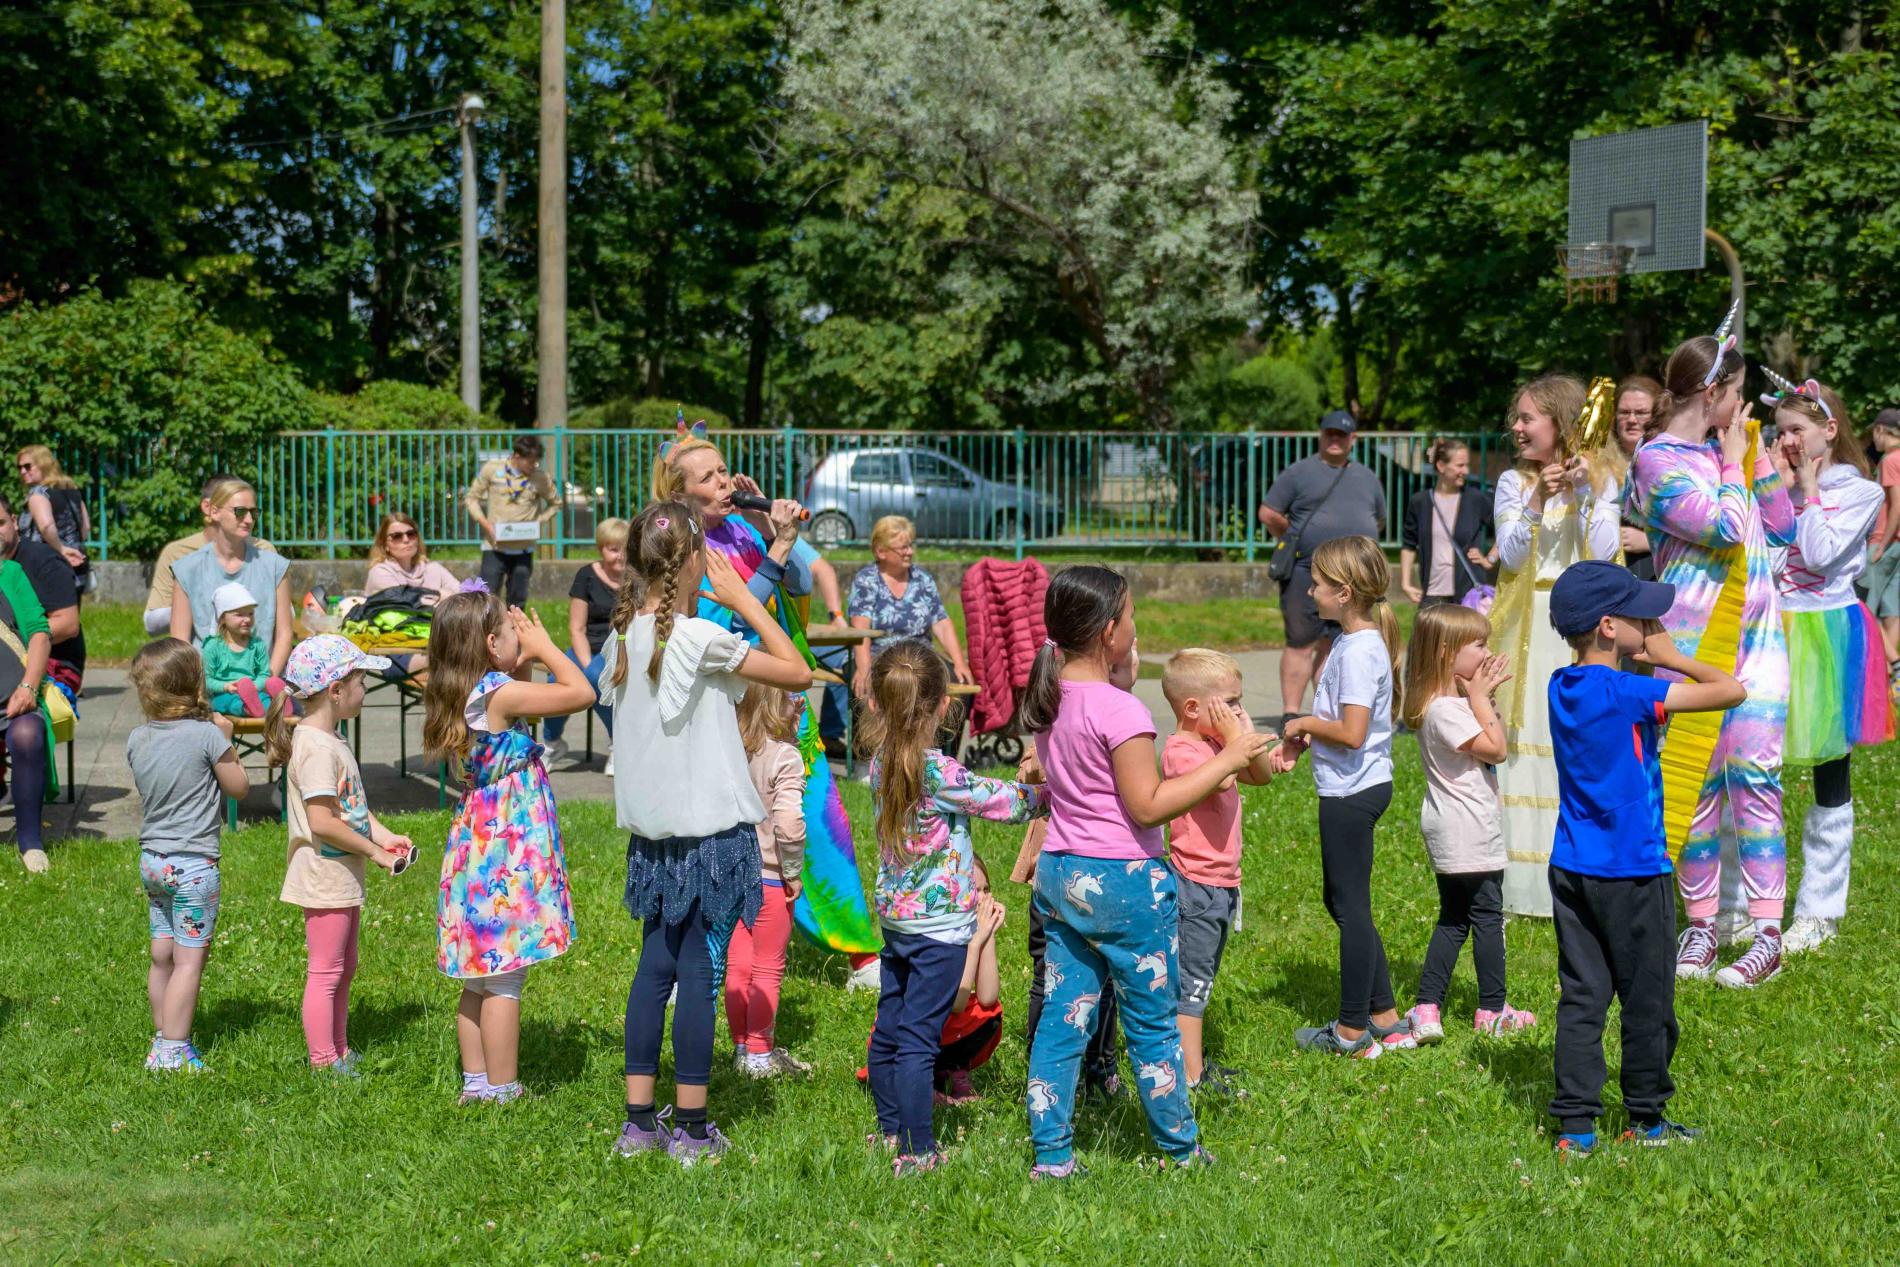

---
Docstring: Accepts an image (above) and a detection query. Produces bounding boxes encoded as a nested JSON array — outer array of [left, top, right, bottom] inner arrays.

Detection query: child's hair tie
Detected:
[[460, 576, 490, 594], [1042, 637, 1058, 651], [655, 516, 670, 530]]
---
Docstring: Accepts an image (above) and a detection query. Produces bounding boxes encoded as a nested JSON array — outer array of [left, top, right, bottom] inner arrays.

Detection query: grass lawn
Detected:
[[4, 742, 1896, 1263]]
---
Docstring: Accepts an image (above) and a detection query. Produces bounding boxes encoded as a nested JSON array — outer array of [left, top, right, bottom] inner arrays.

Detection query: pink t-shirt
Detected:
[[1875, 450, 1900, 543], [1162, 733, 1241, 887], [1034, 680, 1164, 860]]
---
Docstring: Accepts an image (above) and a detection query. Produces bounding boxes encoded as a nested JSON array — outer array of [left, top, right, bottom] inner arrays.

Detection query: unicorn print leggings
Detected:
[[1678, 695, 1787, 922], [1025, 853, 1198, 1166]]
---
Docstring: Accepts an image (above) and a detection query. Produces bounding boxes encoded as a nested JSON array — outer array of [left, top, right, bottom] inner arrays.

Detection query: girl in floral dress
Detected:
[[423, 585, 597, 1105]]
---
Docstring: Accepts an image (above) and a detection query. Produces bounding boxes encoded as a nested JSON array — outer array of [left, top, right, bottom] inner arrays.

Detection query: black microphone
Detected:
[[731, 492, 811, 522]]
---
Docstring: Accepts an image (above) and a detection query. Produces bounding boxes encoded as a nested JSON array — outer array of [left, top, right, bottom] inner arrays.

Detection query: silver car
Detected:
[[799, 447, 1062, 548]]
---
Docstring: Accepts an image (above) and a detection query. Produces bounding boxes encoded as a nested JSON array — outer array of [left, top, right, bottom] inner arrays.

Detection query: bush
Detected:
[[570, 397, 735, 432], [0, 280, 314, 558], [312, 381, 506, 432]]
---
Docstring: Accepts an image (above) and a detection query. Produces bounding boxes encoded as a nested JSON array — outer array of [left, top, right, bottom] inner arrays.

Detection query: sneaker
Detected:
[[20, 848, 48, 874], [1474, 1005, 1537, 1035], [845, 959, 882, 992], [892, 1150, 945, 1177], [867, 1131, 899, 1153], [1715, 927, 1782, 988], [152, 1041, 206, 1072], [1714, 908, 1752, 949], [1675, 920, 1718, 979], [1367, 1014, 1418, 1051], [1622, 1119, 1701, 1147], [542, 738, 571, 766], [1154, 1145, 1217, 1172], [315, 1057, 359, 1079], [1405, 1003, 1445, 1045], [483, 1080, 525, 1104], [1083, 1070, 1125, 1103], [733, 1050, 752, 1074], [612, 1106, 675, 1157], [741, 1053, 772, 1079], [1781, 915, 1837, 954], [667, 1121, 731, 1167], [1556, 1131, 1596, 1159], [145, 1032, 163, 1071], [766, 1047, 813, 1077], [1206, 1061, 1243, 1080], [1294, 1021, 1382, 1060], [1030, 1157, 1086, 1181], [1187, 1067, 1243, 1099], [934, 1069, 978, 1105], [333, 1049, 362, 1076]]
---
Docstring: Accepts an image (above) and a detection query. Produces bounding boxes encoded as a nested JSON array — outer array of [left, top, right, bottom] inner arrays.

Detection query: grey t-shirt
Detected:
[[1263, 456, 1386, 558], [127, 719, 233, 857]]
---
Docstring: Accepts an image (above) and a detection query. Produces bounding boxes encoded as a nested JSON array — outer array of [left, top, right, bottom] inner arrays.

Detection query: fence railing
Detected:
[[74, 427, 1520, 561]]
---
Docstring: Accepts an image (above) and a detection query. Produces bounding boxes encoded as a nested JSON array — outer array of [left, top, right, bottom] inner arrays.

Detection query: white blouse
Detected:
[[1493, 467, 1621, 581], [599, 613, 765, 840], [1777, 463, 1884, 613]]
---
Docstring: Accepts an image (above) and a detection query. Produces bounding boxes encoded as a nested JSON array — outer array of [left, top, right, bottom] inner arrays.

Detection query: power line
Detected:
[[225, 105, 457, 150]]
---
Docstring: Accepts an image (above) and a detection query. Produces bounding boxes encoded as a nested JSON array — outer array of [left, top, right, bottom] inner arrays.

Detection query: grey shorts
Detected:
[[1174, 874, 1238, 1018], [1279, 558, 1341, 649], [1865, 549, 1900, 620]]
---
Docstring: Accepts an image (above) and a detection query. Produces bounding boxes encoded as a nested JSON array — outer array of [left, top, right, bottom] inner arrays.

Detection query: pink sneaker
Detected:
[[1715, 927, 1782, 989], [1404, 1003, 1444, 1045], [1675, 920, 1718, 979], [933, 1069, 979, 1106], [1473, 1005, 1537, 1034]]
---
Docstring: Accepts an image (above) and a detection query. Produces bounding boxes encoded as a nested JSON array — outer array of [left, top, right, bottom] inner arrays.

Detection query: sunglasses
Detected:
[[227, 506, 260, 521], [386, 529, 417, 541], [15, 462, 32, 472]]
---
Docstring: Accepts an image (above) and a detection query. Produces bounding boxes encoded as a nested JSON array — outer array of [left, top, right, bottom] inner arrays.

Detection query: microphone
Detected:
[[731, 492, 810, 522]]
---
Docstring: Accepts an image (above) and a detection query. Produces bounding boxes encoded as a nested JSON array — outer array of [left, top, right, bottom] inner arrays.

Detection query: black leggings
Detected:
[[1814, 755, 1850, 809], [1317, 783, 1395, 1030], [624, 897, 728, 1087], [1415, 870, 1506, 1012], [1025, 902, 1121, 1079], [5, 713, 46, 854]]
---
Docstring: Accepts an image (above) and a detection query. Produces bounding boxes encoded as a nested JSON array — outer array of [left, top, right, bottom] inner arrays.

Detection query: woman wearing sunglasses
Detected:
[[364, 512, 463, 675], [170, 477, 294, 678]]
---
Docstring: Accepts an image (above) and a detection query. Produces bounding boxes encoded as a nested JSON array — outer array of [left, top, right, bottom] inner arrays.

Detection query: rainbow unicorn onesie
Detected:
[[1628, 431, 1795, 929], [698, 513, 880, 956]]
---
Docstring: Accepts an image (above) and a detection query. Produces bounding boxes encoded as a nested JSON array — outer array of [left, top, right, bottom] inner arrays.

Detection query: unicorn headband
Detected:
[[1759, 367, 1834, 421], [1700, 299, 1741, 389], [657, 408, 710, 462]]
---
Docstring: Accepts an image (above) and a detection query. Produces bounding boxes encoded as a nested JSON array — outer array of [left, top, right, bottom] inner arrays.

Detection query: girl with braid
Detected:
[[601, 501, 812, 1166]]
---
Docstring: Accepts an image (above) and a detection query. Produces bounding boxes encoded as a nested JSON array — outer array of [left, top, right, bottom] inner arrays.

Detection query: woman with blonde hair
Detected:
[[16, 445, 91, 589], [170, 476, 294, 678], [1489, 372, 1623, 916], [365, 512, 461, 602], [848, 514, 972, 698]]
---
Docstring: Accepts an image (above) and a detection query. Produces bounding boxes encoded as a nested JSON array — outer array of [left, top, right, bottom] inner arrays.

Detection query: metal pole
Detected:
[[536, 0, 567, 431], [1705, 228, 1745, 350], [458, 94, 484, 415]]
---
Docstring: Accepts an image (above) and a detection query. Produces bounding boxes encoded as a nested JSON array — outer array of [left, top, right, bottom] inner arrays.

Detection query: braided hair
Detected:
[[608, 500, 705, 688]]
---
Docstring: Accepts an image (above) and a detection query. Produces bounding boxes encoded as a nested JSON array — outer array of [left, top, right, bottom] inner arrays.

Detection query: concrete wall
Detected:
[[94, 556, 1325, 608]]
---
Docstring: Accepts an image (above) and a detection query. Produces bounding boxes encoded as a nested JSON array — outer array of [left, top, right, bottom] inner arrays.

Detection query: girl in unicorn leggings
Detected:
[[1628, 317, 1796, 989]]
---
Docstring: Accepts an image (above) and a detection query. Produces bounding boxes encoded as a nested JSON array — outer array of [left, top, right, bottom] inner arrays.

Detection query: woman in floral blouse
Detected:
[[848, 515, 972, 698]]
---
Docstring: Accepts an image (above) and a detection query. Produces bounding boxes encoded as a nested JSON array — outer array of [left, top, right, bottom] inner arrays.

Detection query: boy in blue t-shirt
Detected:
[[1544, 561, 1745, 1157]]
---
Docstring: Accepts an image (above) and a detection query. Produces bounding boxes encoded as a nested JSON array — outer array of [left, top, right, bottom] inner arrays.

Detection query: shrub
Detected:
[[570, 397, 735, 432], [312, 381, 506, 432]]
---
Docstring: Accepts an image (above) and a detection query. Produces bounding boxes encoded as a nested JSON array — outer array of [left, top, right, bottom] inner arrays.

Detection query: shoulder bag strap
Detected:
[[1430, 491, 1486, 590], [1289, 462, 1351, 560]]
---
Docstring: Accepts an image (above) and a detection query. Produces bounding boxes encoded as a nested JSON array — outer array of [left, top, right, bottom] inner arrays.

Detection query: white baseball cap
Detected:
[[213, 582, 259, 620]]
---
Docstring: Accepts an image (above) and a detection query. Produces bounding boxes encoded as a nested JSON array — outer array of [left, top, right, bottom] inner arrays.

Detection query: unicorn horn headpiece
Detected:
[[1701, 299, 1741, 388], [657, 409, 709, 461], [1759, 367, 1833, 420]]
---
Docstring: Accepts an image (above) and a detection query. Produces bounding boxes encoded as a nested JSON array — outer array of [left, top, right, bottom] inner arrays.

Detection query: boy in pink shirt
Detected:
[[1161, 649, 1292, 1096]]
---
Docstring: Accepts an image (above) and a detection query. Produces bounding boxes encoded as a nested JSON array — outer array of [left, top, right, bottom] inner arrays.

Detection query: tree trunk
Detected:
[[743, 286, 771, 428], [536, 0, 568, 430], [1335, 283, 1363, 417]]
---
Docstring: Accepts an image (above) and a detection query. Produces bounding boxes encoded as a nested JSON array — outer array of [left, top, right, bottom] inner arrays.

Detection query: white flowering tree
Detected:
[[782, 0, 1257, 431]]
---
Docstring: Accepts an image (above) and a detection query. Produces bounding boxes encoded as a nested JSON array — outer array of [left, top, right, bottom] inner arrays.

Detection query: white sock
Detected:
[[1755, 917, 1780, 937], [745, 1050, 771, 1070], [462, 1070, 490, 1093]]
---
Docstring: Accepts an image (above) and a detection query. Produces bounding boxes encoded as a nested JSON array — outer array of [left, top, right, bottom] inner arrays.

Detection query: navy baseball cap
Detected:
[[1549, 560, 1676, 638], [1319, 409, 1358, 435]]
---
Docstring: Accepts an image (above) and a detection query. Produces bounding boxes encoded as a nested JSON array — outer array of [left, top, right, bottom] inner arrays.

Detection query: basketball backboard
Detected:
[[1568, 121, 1707, 275]]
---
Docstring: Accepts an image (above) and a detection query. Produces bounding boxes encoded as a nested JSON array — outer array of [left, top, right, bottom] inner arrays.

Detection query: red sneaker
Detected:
[[1715, 927, 1782, 989], [1675, 921, 1717, 980]]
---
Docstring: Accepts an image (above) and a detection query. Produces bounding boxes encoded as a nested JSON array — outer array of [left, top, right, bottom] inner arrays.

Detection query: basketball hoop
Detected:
[[1556, 242, 1634, 304]]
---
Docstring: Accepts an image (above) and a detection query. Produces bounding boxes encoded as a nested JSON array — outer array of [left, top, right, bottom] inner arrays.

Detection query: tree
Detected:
[[783, 0, 1257, 431]]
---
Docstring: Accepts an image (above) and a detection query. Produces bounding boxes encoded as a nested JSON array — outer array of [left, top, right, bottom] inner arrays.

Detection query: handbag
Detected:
[[1431, 491, 1496, 613], [1269, 462, 1350, 582]]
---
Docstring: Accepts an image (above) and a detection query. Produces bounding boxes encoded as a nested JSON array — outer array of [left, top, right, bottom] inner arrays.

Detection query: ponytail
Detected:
[[1019, 565, 1130, 734], [1309, 535, 1402, 721], [262, 688, 296, 767]]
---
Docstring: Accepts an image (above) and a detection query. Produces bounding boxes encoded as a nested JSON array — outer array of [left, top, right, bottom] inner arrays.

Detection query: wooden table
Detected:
[[805, 624, 884, 647]]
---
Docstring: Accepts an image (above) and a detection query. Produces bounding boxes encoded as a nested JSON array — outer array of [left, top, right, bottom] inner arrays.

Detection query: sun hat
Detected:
[[284, 633, 391, 698], [212, 581, 258, 620]]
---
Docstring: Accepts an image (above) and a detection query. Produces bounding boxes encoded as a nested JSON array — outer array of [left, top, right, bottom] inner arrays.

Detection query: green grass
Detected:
[[5, 743, 1896, 1263]]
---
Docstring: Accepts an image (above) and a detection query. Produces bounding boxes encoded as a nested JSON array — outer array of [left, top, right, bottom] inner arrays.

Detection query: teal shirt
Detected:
[[200, 633, 269, 688]]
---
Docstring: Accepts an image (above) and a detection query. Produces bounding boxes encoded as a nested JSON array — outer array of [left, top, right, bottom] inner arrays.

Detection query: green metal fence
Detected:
[[74, 428, 1518, 561]]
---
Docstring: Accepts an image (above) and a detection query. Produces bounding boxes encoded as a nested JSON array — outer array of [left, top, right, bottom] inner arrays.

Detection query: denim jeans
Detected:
[[867, 930, 966, 1154]]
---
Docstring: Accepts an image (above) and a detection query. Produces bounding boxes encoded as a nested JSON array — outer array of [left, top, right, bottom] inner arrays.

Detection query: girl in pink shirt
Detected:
[[1020, 566, 1269, 1179]]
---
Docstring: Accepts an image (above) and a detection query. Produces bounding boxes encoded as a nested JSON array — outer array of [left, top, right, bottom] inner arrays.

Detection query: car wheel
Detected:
[[809, 510, 853, 549]]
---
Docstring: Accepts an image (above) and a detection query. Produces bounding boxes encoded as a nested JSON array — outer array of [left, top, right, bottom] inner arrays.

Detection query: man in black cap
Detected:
[[1258, 409, 1386, 726]]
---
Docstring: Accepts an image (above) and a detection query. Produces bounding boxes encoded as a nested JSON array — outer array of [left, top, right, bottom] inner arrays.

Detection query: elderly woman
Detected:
[[170, 476, 293, 678], [1614, 375, 1662, 581], [541, 517, 628, 766], [847, 515, 971, 697], [0, 550, 54, 872]]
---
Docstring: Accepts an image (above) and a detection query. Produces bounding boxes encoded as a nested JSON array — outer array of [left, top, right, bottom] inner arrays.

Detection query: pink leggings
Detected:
[[725, 885, 794, 1053], [301, 907, 361, 1066]]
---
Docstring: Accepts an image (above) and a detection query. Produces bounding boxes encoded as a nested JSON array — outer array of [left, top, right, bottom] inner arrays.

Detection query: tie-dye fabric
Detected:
[[1629, 434, 1796, 921], [868, 749, 1049, 940], [437, 671, 575, 978], [1026, 853, 1198, 1166]]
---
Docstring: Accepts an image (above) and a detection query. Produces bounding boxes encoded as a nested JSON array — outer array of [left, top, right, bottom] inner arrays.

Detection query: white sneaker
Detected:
[[766, 1047, 813, 1077], [1781, 916, 1837, 954], [846, 959, 882, 992], [20, 848, 48, 874], [542, 738, 571, 765], [603, 745, 614, 776]]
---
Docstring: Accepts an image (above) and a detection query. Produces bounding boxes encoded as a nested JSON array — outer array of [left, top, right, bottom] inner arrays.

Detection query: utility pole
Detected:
[[536, 0, 567, 430], [458, 93, 484, 415]]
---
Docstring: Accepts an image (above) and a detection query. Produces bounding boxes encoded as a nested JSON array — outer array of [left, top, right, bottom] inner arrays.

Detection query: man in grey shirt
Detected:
[[1259, 410, 1386, 723]]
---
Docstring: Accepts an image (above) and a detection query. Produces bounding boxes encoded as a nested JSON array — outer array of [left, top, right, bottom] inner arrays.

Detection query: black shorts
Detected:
[[1279, 558, 1340, 649], [1175, 874, 1238, 1019]]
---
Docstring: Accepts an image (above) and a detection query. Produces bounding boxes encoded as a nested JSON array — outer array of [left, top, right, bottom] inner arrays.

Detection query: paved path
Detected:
[[15, 650, 1287, 850]]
